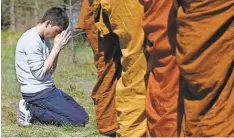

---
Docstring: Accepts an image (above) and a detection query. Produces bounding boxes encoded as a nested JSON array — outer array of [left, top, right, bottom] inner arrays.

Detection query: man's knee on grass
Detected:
[[68, 114, 89, 127]]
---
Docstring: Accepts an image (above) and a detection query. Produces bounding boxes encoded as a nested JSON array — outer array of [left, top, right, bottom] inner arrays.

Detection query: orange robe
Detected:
[[93, 0, 147, 136], [177, 0, 234, 136], [76, 0, 121, 135], [139, 0, 180, 136]]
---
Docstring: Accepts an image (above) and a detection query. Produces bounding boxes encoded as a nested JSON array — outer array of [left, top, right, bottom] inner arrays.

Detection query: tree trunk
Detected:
[[34, 0, 38, 24], [10, 0, 16, 32], [69, 0, 76, 63]]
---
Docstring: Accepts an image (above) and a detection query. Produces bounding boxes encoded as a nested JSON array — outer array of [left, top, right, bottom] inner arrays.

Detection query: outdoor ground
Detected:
[[1, 31, 101, 137]]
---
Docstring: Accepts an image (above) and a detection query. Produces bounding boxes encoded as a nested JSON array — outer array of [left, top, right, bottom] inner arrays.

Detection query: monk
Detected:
[[76, 0, 121, 136], [177, 0, 234, 136], [139, 0, 180, 137], [93, 0, 147, 136]]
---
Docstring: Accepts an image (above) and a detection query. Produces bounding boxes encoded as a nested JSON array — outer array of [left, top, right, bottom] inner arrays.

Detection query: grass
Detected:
[[1, 30, 100, 137]]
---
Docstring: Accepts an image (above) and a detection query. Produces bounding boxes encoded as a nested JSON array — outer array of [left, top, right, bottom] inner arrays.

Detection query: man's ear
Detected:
[[45, 20, 51, 28]]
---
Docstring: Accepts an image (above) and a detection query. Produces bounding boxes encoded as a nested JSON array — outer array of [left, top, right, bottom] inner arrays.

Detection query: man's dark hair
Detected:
[[40, 7, 69, 30]]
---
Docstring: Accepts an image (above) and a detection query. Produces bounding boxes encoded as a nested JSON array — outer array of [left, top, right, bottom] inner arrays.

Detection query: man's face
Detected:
[[44, 24, 64, 39]]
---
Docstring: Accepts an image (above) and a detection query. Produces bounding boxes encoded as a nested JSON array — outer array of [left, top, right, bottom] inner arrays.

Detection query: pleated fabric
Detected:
[[76, 0, 121, 135], [93, 0, 147, 136], [177, 0, 234, 136], [139, 0, 180, 137]]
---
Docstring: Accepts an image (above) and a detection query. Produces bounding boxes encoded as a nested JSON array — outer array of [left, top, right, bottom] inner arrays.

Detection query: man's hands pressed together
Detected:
[[44, 28, 72, 74], [54, 28, 72, 50]]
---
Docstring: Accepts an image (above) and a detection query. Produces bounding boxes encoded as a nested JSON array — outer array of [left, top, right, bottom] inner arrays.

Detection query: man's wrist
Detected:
[[52, 46, 61, 53]]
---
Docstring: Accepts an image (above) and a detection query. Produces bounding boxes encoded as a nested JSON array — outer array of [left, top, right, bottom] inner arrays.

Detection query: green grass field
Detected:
[[1, 30, 100, 137]]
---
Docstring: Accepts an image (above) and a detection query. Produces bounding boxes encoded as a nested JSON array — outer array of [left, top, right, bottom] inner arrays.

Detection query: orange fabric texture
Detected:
[[76, 0, 89, 29], [139, 0, 180, 137], [177, 0, 234, 136], [93, 0, 147, 136], [77, 0, 121, 135], [91, 33, 122, 135]]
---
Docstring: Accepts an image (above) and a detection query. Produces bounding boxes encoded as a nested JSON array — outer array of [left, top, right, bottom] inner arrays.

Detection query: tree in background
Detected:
[[1, 0, 82, 32]]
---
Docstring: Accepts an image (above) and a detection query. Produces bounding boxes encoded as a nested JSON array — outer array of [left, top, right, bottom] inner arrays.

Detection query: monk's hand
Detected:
[[54, 28, 71, 50]]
